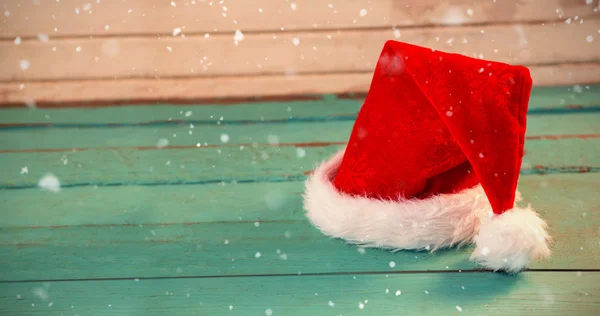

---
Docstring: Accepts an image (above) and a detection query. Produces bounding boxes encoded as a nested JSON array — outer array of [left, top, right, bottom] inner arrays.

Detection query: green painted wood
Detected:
[[1, 174, 597, 281], [0, 138, 597, 188], [0, 114, 598, 152], [0, 272, 598, 315], [0, 85, 598, 125]]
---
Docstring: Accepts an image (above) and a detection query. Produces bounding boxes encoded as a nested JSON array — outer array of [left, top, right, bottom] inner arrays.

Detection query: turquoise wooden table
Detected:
[[0, 85, 598, 315]]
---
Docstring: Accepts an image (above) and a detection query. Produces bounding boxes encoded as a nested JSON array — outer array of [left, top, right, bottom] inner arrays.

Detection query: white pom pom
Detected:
[[470, 205, 551, 273]]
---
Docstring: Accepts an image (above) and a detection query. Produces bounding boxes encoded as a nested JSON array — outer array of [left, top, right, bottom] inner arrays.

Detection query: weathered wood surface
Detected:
[[0, 272, 598, 315], [3, 21, 599, 82], [0, 113, 598, 153], [0, 138, 597, 189], [3, 63, 600, 106], [1, 0, 596, 37], [0, 85, 598, 313], [0, 173, 598, 281]]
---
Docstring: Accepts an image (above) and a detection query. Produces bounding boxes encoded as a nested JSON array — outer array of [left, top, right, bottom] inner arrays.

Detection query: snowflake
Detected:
[[19, 60, 30, 71], [38, 174, 61, 193], [156, 138, 169, 148], [220, 133, 230, 143], [233, 30, 244, 44]]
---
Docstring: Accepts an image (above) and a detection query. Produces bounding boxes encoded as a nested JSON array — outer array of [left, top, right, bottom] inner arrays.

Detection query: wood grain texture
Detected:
[[1, 85, 599, 122], [0, 113, 598, 152], [0, 174, 598, 280], [1, 0, 596, 37], [0, 272, 598, 315], [0, 138, 597, 189], [3, 21, 599, 82], [2, 63, 600, 106]]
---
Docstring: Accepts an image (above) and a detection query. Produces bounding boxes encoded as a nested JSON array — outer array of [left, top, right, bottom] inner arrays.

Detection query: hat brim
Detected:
[[302, 148, 551, 272]]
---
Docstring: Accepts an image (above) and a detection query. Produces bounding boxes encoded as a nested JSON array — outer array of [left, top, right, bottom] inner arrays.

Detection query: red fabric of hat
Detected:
[[303, 41, 551, 273]]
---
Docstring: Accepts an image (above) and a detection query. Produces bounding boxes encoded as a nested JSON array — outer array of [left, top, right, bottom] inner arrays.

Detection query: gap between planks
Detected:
[[2, 63, 600, 106], [2, 21, 599, 82], [2, 269, 600, 284]]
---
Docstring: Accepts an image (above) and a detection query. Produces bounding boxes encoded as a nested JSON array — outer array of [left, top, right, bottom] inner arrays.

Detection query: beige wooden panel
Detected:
[[0, 0, 598, 38], [2, 63, 599, 106], [2, 21, 599, 81]]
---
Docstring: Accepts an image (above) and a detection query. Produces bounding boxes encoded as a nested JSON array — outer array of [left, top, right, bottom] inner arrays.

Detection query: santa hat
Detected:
[[303, 40, 551, 273]]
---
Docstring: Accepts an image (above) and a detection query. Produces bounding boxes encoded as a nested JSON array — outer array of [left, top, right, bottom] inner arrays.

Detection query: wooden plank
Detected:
[[0, 138, 597, 189], [0, 273, 598, 315], [1, 0, 597, 37], [2, 22, 599, 82], [1, 84, 599, 123], [1, 272, 598, 316], [0, 114, 598, 152], [2, 63, 600, 106], [0, 173, 598, 281]]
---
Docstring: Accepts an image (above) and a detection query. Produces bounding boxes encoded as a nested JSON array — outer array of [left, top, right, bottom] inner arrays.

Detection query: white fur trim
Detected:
[[303, 148, 551, 272], [303, 148, 491, 251], [470, 206, 551, 273]]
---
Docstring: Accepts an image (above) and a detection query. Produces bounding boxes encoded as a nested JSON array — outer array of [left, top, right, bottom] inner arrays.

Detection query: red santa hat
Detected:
[[303, 40, 551, 273]]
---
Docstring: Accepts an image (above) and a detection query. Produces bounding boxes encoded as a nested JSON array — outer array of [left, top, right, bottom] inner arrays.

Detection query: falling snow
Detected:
[[38, 174, 61, 193], [14, 36, 21, 45], [357, 247, 366, 254], [220, 133, 230, 143], [456, 305, 463, 312], [255, 252, 261, 258], [359, 9, 367, 17], [292, 37, 300, 46], [265, 308, 273, 316], [389, 261, 396, 268], [359, 302, 365, 309], [395, 290, 402, 296], [586, 35, 593, 43], [38, 33, 49, 42], [296, 148, 306, 158], [393, 29, 401, 38], [328, 300, 335, 307], [229, 305, 233, 310], [173, 27, 182, 36], [19, 60, 30, 71], [290, 2, 297, 11], [20, 167, 29, 174], [466, 8, 474, 17], [156, 138, 169, 148], [234, 29, 245, 44], [32, 287, 49, 300]]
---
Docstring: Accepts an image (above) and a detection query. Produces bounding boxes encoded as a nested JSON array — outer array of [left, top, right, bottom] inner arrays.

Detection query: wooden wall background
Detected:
[[1, 0, 599, 106]]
